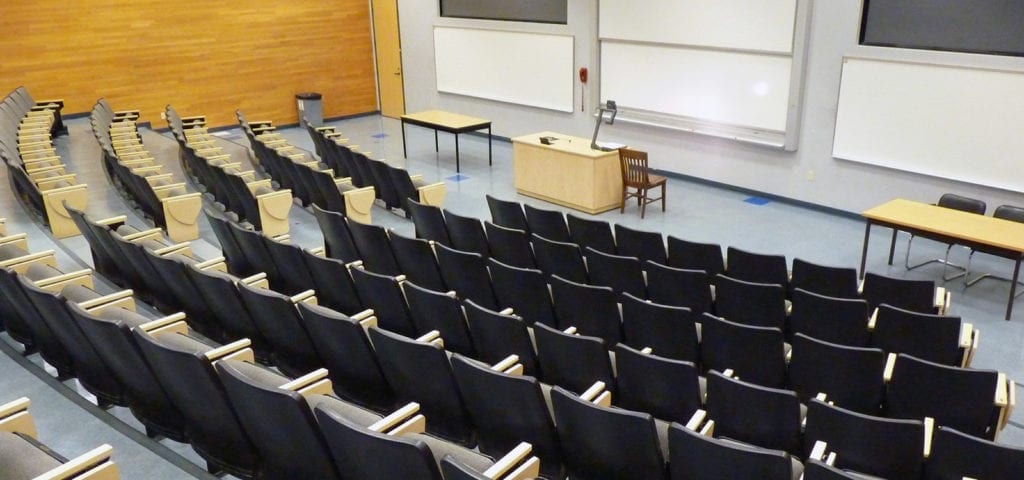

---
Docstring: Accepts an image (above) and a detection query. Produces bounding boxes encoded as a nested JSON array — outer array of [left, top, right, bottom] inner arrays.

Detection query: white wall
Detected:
[[397, 0, 1024, 213]]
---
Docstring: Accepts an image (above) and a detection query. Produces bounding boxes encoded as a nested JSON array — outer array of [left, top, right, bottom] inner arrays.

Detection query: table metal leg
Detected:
[[1007, 258, 1021, 320], [455, 134, 461, 173], [434, 129, 439, 152], [488, 126, 492, 165], [401, 120, 407, 158], [860, 222, 872, 279], [887, 228, 898, 265]]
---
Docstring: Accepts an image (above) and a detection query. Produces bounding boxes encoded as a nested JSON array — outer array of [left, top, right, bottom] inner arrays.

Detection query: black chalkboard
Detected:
[[860, 0, 1024, 57], [440, 0, 567, 24]]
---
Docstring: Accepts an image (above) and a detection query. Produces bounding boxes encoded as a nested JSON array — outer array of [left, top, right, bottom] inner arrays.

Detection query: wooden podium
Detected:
[[511, 132, 622, 214]]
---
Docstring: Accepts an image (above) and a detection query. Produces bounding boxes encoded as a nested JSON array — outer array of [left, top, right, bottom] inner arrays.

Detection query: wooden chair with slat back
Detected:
[[618, 148, 666, 218]]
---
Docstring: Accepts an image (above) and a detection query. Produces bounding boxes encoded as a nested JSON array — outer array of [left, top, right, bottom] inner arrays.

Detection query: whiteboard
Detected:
[[601, 42, 792, 133], [433, 27, 574, 113], [833, 57, 1024, 192], [600, 0, 797, 54]]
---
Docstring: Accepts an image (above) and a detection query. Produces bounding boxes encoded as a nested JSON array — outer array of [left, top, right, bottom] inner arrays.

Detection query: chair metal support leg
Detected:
[[905, 235, 968, 280], [964, 249, 1024, 298]]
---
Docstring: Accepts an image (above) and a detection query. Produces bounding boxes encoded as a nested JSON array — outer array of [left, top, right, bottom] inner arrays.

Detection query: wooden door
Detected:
[[373, 0, 405, 118]]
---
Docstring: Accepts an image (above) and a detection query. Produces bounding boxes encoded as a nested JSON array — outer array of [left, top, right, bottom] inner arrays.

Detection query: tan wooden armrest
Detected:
[[580, 381, 611, 407], [290, 289, 318, 305], [122, 228, 164, 242], [138, 312, 189, 336], [281, 368, 333, 398], [685, 409, 708, 431], [35, 269, 93, 291], [491, 354, 521, 373], [0, 397, 36, 438], [315, 126, 336, 132], [808, 440, 830, 462], [181, 115, 206, 122], [240, 272, 269, 289], [1, 250, 56, 270], [867, 308, 878, 330], [0, 233, 29, 251], [964, 329, 979, 368], [25, 164, 65, 175], [416, 330, 444, 348], [154, 242, 191, 256], [205, 338, 254, 362], [152, 181, 187, 192], [483, 442, 540, 480], [35, 444, 119, 480], [357, 314, 378, 331], [95, 215, 128, 227], [79, 290, 136, 312], [996, 373, 1010, 407], [883, 353, 897, 382], [935, 287, 949, 314], [499, 307, 514, 316], [195, 256, 226, 270], [959, 323, 974, 349], [369, 402, 423, 434], [924, 417, 935, 457], [563, 326, 577, 335], [36, 174, 79, 187]]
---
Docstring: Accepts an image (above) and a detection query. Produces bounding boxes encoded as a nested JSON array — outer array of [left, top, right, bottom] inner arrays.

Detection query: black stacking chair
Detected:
[[262, 236, 317, 295], [67, 303, 188, 442], [206, 208, 256, 276], [788, 333, 886, 414], [485, 195, 528, 233], [407, 198, 452, 246], [550, 274, 622, 345], [347, 220, 401, 276], [524, 204, 570, 243], [444, 209, 490, 258], [183, 265, 270, 359], [726, 246, 790, 289], [483, 221, 535, 269], [0, 267, 73, 378], [450, 354, 564, 479], [713, 274, 787, 330], [705, 371, 802, 453], [965, 204, 1024, 290], [235, 282, 322, 377], [644, 261, 715, 315], [300, 250, 363, 314], [700, 313, 787, 388], [871, 304, 966, 366], [791, 258, 859, 298], [463, 300, 540, 377], [614, 224, 666, 265], [530, 233, 588, 283], [804, 399, 924, 480], [620, 293, 698, 362], [142, 250, 223, 341], [132, 328, 262, 478], [312, 204, 361, 263], [227, 223, 281, 289], [19, 279, 126, 408], [388, 231, 447, 292], [584, 247, 646, 300], [487, 259, 555, 327], [669, 422, 801, 480], [215, 359, 344, 480], [667, 236, 725, 277], [614, 344, 702, 424], [533, 322, 615, 395], [349, 267, 417, 337], [550, 386, 668, 480], [313, 402, 496, 480], [789, 288, 871, 346], [567, 213, 616, 254], [368, 327, 476, 447], [434, 243, 498, 309], [885, 353, 1004, 440], [296, 302, 395, 411], [403, 281, 475, 356], [861, 271, 939, 314], [923, 425, 1024, 480], [905, 193, 987, 280]]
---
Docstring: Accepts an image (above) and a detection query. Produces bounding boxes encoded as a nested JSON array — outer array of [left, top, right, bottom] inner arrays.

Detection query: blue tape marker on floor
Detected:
[[372, 133, 389, 139], [744, 196, 771, 206], [446, 174, 469, 182]]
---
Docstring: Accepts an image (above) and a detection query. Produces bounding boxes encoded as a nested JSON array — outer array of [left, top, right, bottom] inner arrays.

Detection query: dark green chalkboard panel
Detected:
[[440, 0, 567, 24], [861, 0, 1024, 57]]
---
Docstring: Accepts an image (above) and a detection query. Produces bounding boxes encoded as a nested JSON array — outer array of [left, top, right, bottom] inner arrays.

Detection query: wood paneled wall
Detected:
[[0, 0, 378, 128]]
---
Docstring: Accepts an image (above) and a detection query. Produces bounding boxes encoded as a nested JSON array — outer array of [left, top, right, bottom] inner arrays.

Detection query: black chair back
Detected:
[[789, 288, 871, 346], [666, 236, 724, 277], [614, 224, 666, 265], [567, 213, 616, 254], [614, 344, 701, 424], [550, 274, 622, 345], [620, 293, 698, 362], [789, 333, 886, 414]]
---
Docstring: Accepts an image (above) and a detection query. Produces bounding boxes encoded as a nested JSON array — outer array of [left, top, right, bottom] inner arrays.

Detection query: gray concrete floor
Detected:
[[3, 113, 1023, 478]]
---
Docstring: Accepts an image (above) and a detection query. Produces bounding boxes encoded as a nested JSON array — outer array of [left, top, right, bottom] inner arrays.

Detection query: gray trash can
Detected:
[[296, 92, 322, 128]]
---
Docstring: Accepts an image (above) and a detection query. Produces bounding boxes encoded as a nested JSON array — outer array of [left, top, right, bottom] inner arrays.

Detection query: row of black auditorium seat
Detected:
[[0, 397, 120, 478], [235, 110, 376, 224], [89, 99, 202, 242], [1, 87, 87, 238], [53, 202, 1022, 479], [395, 199, 975, 369], [165, 105, 294, 236], [5, 209, 538, 479], [304, 118, 446, 216]]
